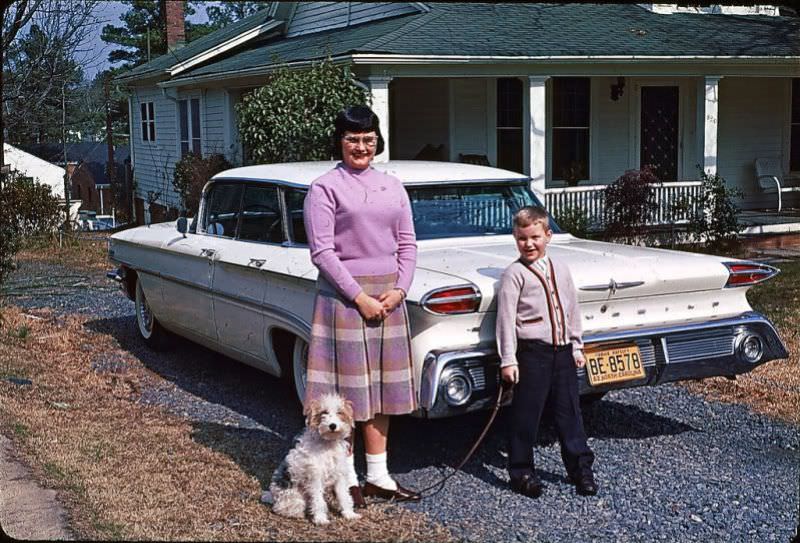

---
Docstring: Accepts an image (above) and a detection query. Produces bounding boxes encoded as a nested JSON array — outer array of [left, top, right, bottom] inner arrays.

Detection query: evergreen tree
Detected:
[[202, 0, 268, 30], [101, 0, 207, 69]]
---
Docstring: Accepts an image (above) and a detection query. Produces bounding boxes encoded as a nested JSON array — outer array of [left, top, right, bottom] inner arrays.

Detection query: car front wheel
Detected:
[[291, 336, 308, 408], [135, 278, 169, 350]]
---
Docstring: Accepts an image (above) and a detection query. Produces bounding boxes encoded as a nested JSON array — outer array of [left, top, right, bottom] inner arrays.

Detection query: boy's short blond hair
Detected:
[[513, 206, 550, 231]]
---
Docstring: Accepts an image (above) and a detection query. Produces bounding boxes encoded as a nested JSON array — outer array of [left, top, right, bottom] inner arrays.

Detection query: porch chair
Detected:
[[755, 157, 800, 213]]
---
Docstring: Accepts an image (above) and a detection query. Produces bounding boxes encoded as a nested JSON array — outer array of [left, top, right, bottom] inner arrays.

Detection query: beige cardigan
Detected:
[[495, 255, 584, 368]]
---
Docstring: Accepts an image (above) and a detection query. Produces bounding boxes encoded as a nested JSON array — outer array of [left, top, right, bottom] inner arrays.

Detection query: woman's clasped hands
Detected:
[[355, 289, 405, 322]]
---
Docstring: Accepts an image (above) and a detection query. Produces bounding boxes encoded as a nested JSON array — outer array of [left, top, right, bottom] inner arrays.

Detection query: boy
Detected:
[[496, 205, 597, 498]]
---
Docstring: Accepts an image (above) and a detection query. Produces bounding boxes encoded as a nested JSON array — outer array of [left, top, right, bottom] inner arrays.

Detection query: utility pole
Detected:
[[62, 83, 71, 231], [104, 73, 117, 219]]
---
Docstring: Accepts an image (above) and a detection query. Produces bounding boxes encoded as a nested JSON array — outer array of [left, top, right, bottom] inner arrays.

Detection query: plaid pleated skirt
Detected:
[[305, 273, 417, 422]]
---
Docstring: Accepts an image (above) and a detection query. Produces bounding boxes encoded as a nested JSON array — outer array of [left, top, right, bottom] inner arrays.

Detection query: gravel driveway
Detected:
[[4, 259, 799, 542]]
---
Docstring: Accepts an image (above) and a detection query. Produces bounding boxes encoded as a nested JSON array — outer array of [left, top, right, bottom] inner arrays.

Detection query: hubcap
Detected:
[[136, 283, 154, 338]]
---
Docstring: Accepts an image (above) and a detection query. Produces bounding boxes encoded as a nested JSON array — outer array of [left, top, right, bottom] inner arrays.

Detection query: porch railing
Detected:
[[545, 181, 704, 231]]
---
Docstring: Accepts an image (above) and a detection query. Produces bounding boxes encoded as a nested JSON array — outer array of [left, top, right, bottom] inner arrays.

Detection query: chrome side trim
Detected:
[[580, 280, 645, 294], [110, 248, 314, 284]]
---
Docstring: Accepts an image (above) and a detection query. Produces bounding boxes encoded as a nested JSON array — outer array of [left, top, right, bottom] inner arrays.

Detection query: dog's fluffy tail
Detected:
[[269, 485, 307, 519]]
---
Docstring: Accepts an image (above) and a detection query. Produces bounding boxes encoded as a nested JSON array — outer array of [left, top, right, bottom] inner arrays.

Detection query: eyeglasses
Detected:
[[342, 135, 378, 147]]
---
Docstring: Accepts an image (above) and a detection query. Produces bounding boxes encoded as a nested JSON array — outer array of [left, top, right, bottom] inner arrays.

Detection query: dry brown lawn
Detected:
[[0, 305, 452, 541], [16, 231, 112, 273]]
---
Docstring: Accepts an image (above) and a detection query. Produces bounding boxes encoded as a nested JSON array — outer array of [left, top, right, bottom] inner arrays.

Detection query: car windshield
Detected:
[[406, 182, 561, 239]]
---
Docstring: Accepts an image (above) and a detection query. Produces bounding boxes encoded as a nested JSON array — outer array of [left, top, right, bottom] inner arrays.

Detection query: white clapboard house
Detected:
[[117, 2, 800, 225]]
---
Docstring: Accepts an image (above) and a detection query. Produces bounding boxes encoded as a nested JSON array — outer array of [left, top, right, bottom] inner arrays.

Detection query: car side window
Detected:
[[284, 189, 308, 245], [203, 183, 243, 238], [240, 184, 283, 243]]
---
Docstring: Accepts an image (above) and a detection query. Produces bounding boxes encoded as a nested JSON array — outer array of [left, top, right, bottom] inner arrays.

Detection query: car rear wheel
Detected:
[[135, 278, 169, 350]]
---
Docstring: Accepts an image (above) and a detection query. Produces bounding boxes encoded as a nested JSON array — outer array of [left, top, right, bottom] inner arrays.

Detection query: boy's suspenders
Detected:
[[518, 258, 567, 346]]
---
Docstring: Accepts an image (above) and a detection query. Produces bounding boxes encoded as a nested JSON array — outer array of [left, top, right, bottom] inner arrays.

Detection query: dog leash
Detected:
[[399, 380, 513, 501]]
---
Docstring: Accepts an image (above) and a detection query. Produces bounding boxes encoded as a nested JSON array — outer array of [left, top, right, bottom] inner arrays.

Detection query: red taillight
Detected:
[[421, 286, 481, 314], [723, 262, 779, 288]]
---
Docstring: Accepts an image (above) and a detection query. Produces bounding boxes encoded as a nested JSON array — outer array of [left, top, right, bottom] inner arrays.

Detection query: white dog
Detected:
[[263, 393, 360, 525]]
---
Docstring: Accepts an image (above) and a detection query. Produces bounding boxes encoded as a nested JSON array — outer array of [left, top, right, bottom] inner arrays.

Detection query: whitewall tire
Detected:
[[135, 278, 169, 350], [291, 336, 308, 407]]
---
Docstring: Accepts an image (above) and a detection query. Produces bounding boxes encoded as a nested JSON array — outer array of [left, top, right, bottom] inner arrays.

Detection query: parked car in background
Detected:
[[78, 211, 119, 231], [107, 161, 788, 417]]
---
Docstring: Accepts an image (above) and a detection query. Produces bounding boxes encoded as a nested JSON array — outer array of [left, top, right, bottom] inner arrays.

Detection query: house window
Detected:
[[140, 102, 156, 142], [791, 78, 800, 172], [179, 98, 201, 156], [552, 77, 590, 182], [496, 78, 523, 173]]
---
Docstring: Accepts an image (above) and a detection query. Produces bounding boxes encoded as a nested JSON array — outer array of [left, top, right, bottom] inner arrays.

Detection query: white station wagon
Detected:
[[108, 161, 787, 417]]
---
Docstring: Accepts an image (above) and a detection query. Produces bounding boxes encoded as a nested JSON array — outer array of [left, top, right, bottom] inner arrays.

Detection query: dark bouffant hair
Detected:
[[330, 105, 385, 159]]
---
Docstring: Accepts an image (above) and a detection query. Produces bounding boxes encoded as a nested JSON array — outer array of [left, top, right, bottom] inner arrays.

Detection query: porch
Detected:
[[543, 182, 800, 235], [364, 74, 798, 214]]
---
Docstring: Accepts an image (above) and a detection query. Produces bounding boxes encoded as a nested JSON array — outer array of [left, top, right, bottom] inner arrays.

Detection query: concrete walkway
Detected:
[[0, 434, 72, 540]]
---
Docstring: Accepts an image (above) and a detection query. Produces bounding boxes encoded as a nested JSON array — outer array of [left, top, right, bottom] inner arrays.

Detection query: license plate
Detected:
[[585, 344, 645, 386]]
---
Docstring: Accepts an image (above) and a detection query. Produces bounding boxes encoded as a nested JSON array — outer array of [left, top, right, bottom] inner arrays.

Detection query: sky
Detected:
[[84, 1, 214, 79]]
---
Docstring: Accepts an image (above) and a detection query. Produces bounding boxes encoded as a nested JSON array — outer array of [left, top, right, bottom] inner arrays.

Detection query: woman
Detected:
[[302, 105, 419, 503]]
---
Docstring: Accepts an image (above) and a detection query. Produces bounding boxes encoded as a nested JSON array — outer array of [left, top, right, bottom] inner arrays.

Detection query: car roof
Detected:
[[210, 160, 530, 187]]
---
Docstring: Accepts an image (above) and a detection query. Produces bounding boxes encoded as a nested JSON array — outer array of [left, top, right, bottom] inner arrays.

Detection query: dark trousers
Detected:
[[508, 339, 594, 481]]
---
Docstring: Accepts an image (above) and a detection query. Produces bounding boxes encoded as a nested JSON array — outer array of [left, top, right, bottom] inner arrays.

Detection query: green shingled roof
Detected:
[[117, 7, 275, 81], [127, 3, 800, 85]]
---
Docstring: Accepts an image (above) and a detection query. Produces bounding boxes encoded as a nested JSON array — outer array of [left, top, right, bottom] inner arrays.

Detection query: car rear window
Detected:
[[407, 182, 560, 239]]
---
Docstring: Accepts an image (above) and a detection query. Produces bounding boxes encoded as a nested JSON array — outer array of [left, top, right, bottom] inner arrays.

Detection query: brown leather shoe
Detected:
[[510, 473, 544, 499], [362, 481, 421, 502], [349, 485, 367, 509]]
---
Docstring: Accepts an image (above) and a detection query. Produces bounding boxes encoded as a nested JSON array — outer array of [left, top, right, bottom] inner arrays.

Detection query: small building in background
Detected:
[[18, 142, 131, 216], [2, 143, 82, 221]]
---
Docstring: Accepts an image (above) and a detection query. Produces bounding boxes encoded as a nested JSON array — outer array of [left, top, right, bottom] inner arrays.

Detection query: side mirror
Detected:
[[176, 216, 188, 237]]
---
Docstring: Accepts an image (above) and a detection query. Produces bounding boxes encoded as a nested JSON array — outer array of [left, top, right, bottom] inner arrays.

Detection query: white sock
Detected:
[[347, 450, 359, 487], [365, 452, 397, 491]]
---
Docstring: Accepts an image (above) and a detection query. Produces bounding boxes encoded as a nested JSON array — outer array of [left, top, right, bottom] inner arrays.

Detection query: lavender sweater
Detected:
[[303, 163, 417, 301], [496, 255, 584, 367]]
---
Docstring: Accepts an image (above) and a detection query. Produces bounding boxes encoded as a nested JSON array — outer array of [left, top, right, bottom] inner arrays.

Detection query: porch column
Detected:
[[366, 76, 393, 163], [528, 76, 549, 200], [701, 76, 722, 175]]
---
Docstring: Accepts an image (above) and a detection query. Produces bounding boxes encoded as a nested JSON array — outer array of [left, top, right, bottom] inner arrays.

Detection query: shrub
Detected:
[[602, 166, 660, 244], [686, 168, 743, 250], [0, 170, 62, 289], [552, 205, 591, 238], [173, 152, 232, 215], [236, 57, 370, 164]]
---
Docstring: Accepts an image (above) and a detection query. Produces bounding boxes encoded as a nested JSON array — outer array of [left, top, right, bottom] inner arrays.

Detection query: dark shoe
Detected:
[[349, 485, 367, 509], [510, 473, 544, 498], [362, 481, 421, 502], [571, 473, 598, 496]]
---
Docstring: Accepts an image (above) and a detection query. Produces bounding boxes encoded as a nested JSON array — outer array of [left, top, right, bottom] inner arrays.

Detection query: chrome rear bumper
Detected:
[[419, 312, 788, 418]]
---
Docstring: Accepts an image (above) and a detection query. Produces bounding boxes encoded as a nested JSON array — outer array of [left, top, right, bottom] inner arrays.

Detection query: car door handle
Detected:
[[249, 258, 266, 268], [200, 248, 216, 257]]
